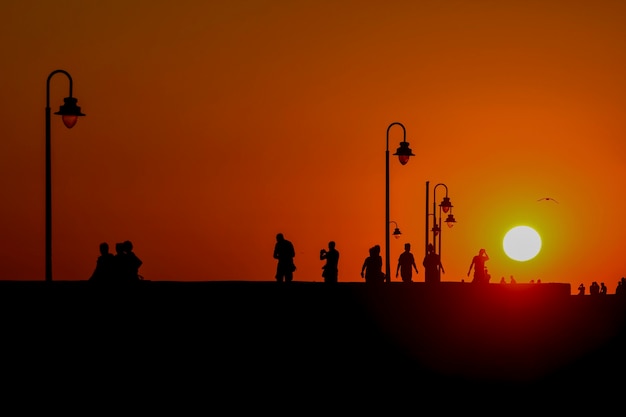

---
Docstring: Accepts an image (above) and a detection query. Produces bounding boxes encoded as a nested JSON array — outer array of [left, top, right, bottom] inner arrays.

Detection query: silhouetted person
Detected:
[[89, 242, 116, 282], [510, 275, 517, 284], [484, 268, 492, 283], [590, 281, 600, 296], [273, 233, 296, 283], [616, 278, 626, 296], [361, 245, 384, 284], [113, 242, 125, 283], [468, 248, 489, 284], [421, 243, 443, 284], [121, 240, 143, 281], [500, 276, 506, 284], [320, 241, 339, 283], [578, 283, 585, 296], [600, 282, 607, 295], [395, 242, 419, 283]]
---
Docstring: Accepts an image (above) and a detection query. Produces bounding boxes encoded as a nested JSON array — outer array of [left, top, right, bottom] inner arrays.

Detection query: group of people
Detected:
[[273, 233, 471, 285], [578, 281, 609, 296], [89, 240, 143, 283], [359, 242, 446, 284]]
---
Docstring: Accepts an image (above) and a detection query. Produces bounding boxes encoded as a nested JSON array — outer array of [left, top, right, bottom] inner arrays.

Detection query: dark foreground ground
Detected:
[[1, 280, 625, 412]]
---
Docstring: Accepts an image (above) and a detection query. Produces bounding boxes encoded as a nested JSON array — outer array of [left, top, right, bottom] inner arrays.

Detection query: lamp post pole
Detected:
[[425, 182, 455, 282], [45, 69, 85, 282], [385, 122, 414, 283]]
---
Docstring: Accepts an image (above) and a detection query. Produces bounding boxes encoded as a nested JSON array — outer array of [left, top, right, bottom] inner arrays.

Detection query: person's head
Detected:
[[123, 240, 133, 252], [115, 242, 124, 255], [276, 233, 284, 242], [328, 241, 335, 249], [405, 243, 411, 251], [427, 243, 434, 253], [479, 248, 486, 255], [99, 242, 109, 255]]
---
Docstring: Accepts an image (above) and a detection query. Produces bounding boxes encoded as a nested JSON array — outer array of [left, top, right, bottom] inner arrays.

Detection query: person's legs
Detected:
[[276, 264, 284, 282]]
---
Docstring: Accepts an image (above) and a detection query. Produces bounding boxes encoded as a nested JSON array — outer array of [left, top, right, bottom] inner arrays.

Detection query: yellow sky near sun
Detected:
[[1, 0, 626, 293]]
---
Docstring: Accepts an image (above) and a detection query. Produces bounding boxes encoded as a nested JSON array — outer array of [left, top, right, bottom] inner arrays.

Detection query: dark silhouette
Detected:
[[113, 240, 143, 282], [395, 242, 419, 283], [537, 197, 559, 203], [500, 276, 506, 284], [88, 242, 116, 282], [468, 248, 490, 284], [422, 243, 443, 284], [600, 282, 607, 295], [320, 241, 339, 283], [616, 277, 626, 296], [510, 275, 517, 284], [361, 245, 384, 284], [122, 240, 143, 281], [273, 233, 296, 283], [484, 268, 492, 283], [589, 281, 600, 296], [578, 283, 585, 296]]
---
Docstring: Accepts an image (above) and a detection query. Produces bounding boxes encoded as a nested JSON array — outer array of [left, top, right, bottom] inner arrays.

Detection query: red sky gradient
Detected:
[[1, 1, 625, 293]]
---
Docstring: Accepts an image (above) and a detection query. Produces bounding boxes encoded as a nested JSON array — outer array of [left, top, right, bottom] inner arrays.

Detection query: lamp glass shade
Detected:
[[62, 115, 78, 128], [392, 228, 402, 239]]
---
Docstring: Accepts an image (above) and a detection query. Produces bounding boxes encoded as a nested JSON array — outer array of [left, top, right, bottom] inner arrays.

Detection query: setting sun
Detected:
[[503, 226, 542, 262]]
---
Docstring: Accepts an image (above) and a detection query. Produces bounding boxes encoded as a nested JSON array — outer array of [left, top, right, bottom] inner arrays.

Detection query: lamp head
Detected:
[[431, 224, 440, 236], [392, 227, 402, 239], [393, 141, 415, 165], [445, 213, 456, 228], [440, 196, 453, 213], [55, 96, 85, 128]]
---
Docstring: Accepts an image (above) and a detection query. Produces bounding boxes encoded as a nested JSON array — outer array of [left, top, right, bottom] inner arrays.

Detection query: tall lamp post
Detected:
[[385, 122, 414, 283], [46, 69, 85, 282], [425, 181, 456, 282]]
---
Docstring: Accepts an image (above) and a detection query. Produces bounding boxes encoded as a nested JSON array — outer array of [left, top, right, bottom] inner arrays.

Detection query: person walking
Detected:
[[396, 242, 419, 283], [361, 245, 384, 284], [467, 248, 489, 284], [422, 243, 444, 284], [320, 241, 339, 283], [273, 233, 296, 283]]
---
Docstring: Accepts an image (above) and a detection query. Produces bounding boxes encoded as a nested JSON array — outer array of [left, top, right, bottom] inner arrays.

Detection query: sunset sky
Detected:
[[1, 0, 625, 293]]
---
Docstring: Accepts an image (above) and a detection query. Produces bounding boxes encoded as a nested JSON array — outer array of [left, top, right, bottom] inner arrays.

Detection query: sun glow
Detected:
[[503, 226, 542, 262]]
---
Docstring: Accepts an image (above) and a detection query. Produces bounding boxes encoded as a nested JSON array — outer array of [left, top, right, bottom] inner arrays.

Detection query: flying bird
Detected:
[[537, 197, 559, 203]]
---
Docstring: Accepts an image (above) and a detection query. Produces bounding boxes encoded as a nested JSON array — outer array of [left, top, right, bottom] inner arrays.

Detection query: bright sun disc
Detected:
[[503, 226, 542, 261]]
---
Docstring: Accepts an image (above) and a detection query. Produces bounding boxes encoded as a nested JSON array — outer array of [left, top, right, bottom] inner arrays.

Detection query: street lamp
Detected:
[[425, 181, 456, 282], [385, 122, 415, 283], [390, 221, 402, 239], [45, 69, 85, 282]]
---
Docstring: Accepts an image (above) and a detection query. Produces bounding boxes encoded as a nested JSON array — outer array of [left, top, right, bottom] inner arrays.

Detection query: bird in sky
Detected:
[[537, 197, 559, 203]]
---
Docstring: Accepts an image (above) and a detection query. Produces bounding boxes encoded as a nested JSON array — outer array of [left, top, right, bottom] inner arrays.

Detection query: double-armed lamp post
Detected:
[[425, 181, 456, 282], [385, 122, 415, 283], [45, 69, 86, 282]]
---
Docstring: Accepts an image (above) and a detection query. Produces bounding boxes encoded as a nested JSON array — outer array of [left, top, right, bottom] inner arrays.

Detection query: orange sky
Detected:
[[1, 0, 625, 293]]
